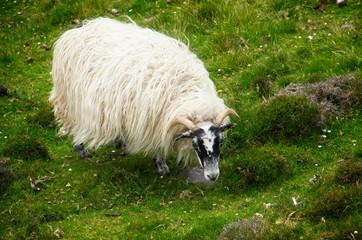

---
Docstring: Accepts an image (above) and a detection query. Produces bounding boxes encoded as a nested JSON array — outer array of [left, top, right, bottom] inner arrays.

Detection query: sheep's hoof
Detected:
[[74, 144, 90, 158], [156, 161, 170, 176]]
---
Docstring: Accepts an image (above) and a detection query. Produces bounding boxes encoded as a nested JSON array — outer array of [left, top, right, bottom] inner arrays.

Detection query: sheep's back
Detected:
[[50, 17, 224, 158]]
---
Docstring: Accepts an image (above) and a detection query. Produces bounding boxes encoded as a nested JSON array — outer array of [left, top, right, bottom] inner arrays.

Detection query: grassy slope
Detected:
[[1, 0, 362, 239]]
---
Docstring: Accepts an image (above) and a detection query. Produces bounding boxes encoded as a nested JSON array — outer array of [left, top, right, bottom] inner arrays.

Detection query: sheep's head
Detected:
[[173, 109, 239, 182]]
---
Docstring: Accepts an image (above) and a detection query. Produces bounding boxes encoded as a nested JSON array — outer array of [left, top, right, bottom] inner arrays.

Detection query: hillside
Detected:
[[1, 0, 362, 239]]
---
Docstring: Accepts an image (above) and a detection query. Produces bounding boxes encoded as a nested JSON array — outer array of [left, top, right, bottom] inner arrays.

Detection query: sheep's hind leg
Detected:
[[155, 152, 170, 176], [115, 138, 127, 156], [74, 143, 90, 158]]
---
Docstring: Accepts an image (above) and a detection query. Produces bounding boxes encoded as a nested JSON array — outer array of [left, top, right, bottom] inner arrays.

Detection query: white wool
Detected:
[[49, 17, 229, 166]]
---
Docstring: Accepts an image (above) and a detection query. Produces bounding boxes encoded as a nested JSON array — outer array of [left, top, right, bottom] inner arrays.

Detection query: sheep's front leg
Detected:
[[155, 152, 170, 176], [74, 143, 90, 157]]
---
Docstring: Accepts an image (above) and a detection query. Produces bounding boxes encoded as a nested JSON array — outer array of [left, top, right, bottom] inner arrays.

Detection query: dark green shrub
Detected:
[[2, 134, 49, 161], [255, 95, 320, 143], [225, 147, 291, 189], [334, 159, 362, 186], [306, 185, 362, 221]]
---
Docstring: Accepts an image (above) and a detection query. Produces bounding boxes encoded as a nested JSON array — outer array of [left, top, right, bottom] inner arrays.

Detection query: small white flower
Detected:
[[308, 35, 313, 40], [327, 130, 331, 133], [318, 145, 322, 148], [321, 135, 327, 138]]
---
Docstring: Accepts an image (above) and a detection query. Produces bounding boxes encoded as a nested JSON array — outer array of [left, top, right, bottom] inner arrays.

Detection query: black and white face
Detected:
[[176, 123, 236, 182]]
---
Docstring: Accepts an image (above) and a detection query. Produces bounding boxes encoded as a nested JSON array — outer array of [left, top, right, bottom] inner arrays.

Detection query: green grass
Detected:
[[1, 0, 362, 239]]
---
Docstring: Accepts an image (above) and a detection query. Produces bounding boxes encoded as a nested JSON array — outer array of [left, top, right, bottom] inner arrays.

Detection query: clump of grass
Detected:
[[26, 102, 55, 128], [0, 160, 14, 195], [2, 134, 49, 161], [255, 95, 320, 143]]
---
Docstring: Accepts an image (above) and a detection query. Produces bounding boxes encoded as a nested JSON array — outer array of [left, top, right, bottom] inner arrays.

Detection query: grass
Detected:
[[1, 0, 362, 239]]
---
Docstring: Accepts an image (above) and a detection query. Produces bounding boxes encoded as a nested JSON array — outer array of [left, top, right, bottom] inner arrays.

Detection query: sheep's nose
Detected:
[[207, 173, 219, 181]]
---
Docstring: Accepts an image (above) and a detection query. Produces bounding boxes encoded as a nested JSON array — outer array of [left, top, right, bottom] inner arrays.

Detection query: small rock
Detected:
[[309, 174, 320, 184], [105, 212, 122, 217], [217, 68, 225, 75], [71, 19, 81, 25], [25, 56, 33, 63], [341, 23, 353, 29], [109, 8, 119, 16], [53, 228, 62, 239], [41, 44, 51, 51], [180, 190, 193, 199]]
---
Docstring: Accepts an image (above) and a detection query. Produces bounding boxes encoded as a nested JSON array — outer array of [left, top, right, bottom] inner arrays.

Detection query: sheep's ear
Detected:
[[175, 130, 194, 141], [220, 123, 237, 132]]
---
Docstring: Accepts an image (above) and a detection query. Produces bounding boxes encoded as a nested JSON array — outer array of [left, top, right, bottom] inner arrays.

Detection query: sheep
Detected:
[[49, 17, 239, 182]]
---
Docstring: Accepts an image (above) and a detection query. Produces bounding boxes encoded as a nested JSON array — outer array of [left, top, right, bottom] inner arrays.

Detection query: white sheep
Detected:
[[49, 17, 238, 182]]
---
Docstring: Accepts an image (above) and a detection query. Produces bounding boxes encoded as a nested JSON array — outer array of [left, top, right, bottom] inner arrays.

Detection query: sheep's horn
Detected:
[[170, 117, 198, 131], [215, 108, 240, 125]]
